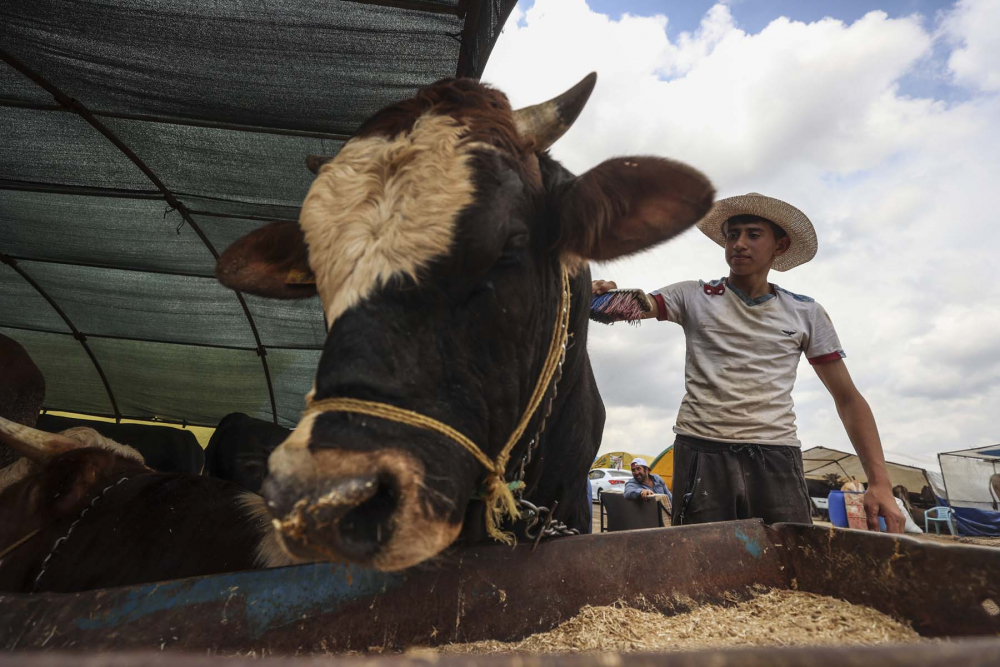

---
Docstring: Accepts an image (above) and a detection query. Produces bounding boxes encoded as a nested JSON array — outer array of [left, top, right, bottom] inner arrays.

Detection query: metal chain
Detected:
[[33, 476, 129, 592], [508, 299, 579, 542]]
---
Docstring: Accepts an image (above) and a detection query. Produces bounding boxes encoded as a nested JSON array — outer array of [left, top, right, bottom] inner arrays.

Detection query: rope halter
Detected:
[[303, 265, 572, 545]]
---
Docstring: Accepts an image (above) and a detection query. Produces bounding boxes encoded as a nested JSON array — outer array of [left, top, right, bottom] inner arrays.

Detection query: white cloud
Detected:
[[941, 0, 1000, 91], [484, 1, 1000, 473]]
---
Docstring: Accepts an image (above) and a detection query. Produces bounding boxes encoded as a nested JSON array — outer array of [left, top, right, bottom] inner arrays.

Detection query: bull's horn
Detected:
[[512, 72, 597, 152], [0, 416, 80, 463], [306, 154, 336, 174]]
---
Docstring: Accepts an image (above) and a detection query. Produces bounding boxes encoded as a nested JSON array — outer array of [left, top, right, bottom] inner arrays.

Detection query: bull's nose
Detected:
[[264, 473, 399, 563]]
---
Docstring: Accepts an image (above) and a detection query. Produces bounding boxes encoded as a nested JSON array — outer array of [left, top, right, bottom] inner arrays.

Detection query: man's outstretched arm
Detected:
[[812, 359, 904, 533]]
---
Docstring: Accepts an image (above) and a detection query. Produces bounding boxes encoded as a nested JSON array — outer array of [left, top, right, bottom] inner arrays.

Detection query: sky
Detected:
[[481, 0, 1000, 471]]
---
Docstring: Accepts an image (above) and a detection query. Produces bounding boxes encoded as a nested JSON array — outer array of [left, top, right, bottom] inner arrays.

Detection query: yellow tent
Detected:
[[591, 451, 654, 471], [649, 445, 675, 492]]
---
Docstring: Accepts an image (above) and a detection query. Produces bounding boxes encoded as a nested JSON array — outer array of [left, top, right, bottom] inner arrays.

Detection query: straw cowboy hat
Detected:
[[696, 193, 817, 271]]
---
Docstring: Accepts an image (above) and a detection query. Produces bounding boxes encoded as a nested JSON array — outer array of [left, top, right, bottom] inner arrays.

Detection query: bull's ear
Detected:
[[556, 156, 715, 261], [215, 221, 317, 299]]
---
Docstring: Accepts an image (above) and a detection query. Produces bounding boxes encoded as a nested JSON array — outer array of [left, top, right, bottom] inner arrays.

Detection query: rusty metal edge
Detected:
[[770, 522, 1000, 638], [2, 639, 1000, 666], [0, 522, 781, 653], [4, 522, 999, 654]]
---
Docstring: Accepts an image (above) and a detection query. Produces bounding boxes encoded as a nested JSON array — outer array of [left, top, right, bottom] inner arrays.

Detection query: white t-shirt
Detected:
[[651, 278, 845, 447]]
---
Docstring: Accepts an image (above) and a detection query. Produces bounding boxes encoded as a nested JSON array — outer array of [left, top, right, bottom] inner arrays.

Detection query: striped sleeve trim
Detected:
[[808, 350, 846, 365], [653, 293, 669, 321]]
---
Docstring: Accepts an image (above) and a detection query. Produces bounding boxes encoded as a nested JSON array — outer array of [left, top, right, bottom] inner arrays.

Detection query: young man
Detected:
[[593, 193, 903, 532]]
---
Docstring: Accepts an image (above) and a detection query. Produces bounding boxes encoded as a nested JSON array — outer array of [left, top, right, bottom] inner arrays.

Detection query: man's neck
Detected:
[[727, 270, 772, 299]]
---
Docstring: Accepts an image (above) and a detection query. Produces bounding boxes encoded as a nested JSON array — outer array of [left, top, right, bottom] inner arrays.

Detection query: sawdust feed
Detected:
[[433, 589, 922, 654]]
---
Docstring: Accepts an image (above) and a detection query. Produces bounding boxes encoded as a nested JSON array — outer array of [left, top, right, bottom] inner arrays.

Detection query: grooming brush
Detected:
[[589, 289, 653, 325]]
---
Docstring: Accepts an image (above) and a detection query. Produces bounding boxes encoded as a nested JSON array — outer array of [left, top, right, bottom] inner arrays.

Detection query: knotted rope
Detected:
[[304, 266, 572, 544]]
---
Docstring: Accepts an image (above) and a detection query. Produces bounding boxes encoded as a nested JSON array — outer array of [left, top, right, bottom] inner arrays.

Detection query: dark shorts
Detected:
[[671, 434, 812, 526]]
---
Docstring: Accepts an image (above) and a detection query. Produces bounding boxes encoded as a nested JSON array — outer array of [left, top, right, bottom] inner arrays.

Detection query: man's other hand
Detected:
[[592, 279, 617, 295], [865, 481, 904, 533], [639, 489, 654, 499]]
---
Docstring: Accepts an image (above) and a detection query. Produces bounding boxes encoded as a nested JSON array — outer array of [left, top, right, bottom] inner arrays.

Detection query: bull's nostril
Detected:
[[264, 467, 399, 563], [337, 475, 398, 557]]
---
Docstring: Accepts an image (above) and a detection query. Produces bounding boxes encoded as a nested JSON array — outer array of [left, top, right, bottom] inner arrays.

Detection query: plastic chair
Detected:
[[924, 506, 957, 536], [600, 493, 665, 532]]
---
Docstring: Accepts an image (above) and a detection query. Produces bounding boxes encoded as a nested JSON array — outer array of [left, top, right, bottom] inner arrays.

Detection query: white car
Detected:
[[589, 468, 633, 502]]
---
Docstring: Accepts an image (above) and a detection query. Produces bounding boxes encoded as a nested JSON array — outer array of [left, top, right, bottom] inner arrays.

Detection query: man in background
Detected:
[[624, 457, 671, 501]]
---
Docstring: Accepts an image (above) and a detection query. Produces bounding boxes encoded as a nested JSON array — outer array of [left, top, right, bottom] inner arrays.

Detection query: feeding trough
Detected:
[[2, 520, 1000, 663]]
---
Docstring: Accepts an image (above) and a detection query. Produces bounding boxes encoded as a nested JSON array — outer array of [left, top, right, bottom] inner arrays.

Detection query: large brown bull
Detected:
[[216, 74, 714, 570]]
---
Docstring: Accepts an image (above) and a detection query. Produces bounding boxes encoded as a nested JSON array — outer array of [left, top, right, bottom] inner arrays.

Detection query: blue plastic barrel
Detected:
[[828, 490, 848, 527], [827, 490, 887, 531]]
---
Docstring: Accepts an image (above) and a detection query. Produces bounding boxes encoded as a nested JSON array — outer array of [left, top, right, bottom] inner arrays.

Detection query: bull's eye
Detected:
[[497, 233, 529, 267], [504, 233, 529, 251]]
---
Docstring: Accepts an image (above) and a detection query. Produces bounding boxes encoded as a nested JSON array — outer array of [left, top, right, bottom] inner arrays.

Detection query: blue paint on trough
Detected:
[[74, 562, 403, 638], [734, 525, 763, 559]]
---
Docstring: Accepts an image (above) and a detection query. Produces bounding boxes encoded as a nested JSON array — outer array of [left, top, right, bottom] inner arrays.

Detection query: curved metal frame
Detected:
[[0, 49, 279, 425], [0, 254, 121, 421]]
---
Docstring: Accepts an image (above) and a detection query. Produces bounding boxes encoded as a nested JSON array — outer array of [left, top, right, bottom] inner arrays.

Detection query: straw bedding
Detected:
[[430, 589, 922, 654]]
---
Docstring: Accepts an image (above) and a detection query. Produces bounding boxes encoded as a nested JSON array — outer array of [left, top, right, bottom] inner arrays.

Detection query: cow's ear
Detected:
[[306, 154, 335, 174], [215, 221, 317, 299], [556, 156, 715, 261], [36, 450, 120, 516]]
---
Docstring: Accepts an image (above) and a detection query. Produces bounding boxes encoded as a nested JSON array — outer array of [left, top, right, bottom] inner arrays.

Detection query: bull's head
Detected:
[[216, 74, 714, 570]]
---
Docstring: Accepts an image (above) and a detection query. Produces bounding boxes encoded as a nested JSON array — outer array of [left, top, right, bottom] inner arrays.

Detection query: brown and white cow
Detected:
[[0, 418, 295, 593], [216, 74, 715, 571], [0, 337, 291, 593]]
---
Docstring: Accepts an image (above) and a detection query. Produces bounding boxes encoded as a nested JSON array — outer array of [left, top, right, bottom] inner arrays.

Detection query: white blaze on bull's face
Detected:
[[300, 113, 486, 325]]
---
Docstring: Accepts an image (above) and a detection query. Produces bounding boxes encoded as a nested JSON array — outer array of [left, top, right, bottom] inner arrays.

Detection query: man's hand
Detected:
[[865, 481, 904, 533], [592, 279, 617, 295], [639, 489, 654, 499], [813, 359, 903, 534]]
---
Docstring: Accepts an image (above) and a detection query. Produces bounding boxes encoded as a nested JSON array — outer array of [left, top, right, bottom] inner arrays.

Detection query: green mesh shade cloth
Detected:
[[1, 0, 516, 428]]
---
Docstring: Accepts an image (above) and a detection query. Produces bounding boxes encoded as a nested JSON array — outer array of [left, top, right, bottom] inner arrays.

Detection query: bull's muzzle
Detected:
[[262, 415, 462, 570], [263, 463, 398, 563]]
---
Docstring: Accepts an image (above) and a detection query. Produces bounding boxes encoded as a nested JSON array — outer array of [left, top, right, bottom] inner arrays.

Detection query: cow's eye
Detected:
[[497, 233, 529, 266], [504, 233, 529, 251]]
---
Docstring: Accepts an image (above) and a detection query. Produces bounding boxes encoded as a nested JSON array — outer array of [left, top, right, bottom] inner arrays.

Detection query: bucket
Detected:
[[827, 490, 886, 531]]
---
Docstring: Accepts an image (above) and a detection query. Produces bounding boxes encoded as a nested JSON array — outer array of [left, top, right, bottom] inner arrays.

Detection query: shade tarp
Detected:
[[926, 470, 948, 502], [938, 444, 1000, 513], [801, 446, 929, 493], [1, 0, 516, 428], [951, 507, 1000, 537]]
